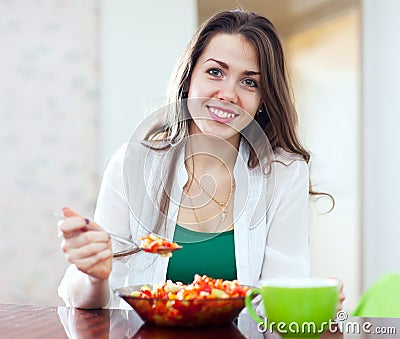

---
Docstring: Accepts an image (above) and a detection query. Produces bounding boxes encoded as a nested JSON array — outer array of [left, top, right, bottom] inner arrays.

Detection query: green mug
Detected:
[[245, 278, 339, 338]]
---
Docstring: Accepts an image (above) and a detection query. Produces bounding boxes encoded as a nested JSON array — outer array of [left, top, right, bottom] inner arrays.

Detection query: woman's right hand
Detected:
[[59, 207, 112, 281]]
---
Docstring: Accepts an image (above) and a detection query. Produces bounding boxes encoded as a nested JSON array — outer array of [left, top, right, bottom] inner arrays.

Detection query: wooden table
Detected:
[[0, 303, 399, 338]]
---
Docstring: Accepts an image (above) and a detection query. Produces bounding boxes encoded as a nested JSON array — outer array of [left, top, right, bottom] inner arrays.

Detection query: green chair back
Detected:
[[353, 273, 400, 318]]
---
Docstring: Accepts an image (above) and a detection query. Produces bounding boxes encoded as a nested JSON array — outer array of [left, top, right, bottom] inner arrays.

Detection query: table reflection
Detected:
[[133, 322, 245, 338], [57, 307, 267, 338], [3, 303, 399, 338], [62, 306, 400, 338]]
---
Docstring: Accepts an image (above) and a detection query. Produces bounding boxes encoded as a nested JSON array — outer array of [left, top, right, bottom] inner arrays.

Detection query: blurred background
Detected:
[[1, 0, 399, 312]]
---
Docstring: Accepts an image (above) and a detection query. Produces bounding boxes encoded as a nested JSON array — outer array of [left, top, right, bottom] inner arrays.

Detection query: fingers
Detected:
[[66, 242, 112, 262], [73, 250, 113, 280], [335, 279, 345, 303], [61, 231, 112, 280], [58, 208, 113, 279], [59, 216, 90, 236], [86, 257, 113, 280], [58, 214, 102, 238], [62, 207, 81, 218], [338, 287, 346, 311], [61, 230, 110, 252], [339, 287, 346, 302], [330, 277, 346, 312]]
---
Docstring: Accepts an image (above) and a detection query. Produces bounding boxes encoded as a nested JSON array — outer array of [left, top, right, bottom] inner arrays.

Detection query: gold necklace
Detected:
[[185, 165, 236, 222], [186, 191, 224, 232]]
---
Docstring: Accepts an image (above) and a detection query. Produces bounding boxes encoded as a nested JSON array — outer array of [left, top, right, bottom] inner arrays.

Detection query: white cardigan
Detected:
[[59, 140, 310, 308]]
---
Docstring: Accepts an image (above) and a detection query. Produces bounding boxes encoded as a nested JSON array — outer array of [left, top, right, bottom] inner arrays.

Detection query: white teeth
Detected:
[[209, 107, 235, 119]]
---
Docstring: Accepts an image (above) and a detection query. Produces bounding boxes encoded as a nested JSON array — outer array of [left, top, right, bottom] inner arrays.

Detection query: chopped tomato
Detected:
[[131, 275, 249, 300], [140, 233, 181, 253], [129, 275, 249, 326]]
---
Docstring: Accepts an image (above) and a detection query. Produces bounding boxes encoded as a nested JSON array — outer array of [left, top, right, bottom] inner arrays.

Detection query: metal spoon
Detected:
[[84, 225, 182, 258], [55, 212, 181, 257]]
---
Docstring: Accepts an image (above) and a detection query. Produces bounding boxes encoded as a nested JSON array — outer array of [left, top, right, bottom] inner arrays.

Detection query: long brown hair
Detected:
[[144, 10, 332, 234]]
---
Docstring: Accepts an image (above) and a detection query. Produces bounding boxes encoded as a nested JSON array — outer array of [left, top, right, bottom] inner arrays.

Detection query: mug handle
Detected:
[[245, 288, 265, 326]]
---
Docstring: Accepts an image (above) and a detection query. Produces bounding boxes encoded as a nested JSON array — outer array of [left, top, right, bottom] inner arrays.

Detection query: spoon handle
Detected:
[[84, 225, 138, 247], [84, 225, 144, 257], [108, 232, 136, 246]]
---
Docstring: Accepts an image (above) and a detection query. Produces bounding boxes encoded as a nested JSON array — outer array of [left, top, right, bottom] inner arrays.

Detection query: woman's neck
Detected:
[[185, 132, 239, 174]]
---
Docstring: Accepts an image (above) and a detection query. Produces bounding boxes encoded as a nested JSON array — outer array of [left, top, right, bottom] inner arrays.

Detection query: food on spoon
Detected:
[[140, 233, 181, 256]]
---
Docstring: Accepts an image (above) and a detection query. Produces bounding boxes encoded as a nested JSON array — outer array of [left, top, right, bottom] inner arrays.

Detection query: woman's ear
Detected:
[[182, 81, 189, 98], [183, 79, 190, 92]]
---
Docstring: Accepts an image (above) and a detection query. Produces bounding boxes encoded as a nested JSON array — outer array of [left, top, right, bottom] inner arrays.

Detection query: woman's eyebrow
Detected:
[[204, 58, 229, 69], [204, 58, 260, 75], [243, 70, 260, 76]]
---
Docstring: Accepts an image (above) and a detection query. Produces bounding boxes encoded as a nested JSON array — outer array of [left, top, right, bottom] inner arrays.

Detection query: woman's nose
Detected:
[[217, 81, 238, 104]]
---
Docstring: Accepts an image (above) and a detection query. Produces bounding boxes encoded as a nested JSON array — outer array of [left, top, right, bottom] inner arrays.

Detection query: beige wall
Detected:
[[0, 1, 100, 305], [362, 0, 400, 289], [0, 0, 198, 306], [286, 9, 361, 311], [100, 0, 198, 169]]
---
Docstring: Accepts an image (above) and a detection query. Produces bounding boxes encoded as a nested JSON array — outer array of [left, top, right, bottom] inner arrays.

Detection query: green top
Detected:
[[166, 225, 237, 284]]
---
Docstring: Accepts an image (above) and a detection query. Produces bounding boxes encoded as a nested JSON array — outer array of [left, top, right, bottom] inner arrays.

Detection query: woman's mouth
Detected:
[[206, 105, 238, 123]]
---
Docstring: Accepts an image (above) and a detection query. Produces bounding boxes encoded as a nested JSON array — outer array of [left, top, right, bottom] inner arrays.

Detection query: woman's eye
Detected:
[[242, 78, 258, 88], [207, 68, 223, 77]]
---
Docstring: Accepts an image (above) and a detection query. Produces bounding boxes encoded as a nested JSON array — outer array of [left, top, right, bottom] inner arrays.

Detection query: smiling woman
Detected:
[[187, 34, 261, 144], [57, 9, 341, 311]]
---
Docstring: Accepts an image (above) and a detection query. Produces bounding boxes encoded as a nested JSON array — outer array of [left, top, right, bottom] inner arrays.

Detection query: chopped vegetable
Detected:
[[140, 233, 181, 256], [131, 274, 249, 300], [126, 275, 249, 326]]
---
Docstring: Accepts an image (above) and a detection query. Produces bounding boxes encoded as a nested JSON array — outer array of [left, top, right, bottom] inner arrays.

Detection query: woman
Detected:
[[58, 10, 338, 309]]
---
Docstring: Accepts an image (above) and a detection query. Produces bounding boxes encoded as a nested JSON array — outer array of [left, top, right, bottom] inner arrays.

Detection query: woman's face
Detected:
[[187, 33, 262, 144]]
